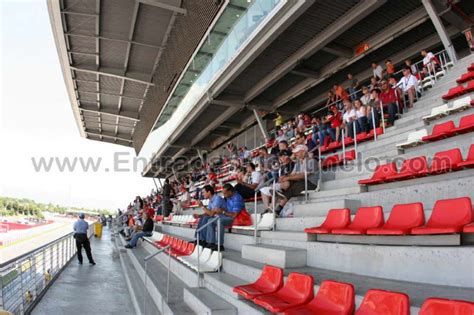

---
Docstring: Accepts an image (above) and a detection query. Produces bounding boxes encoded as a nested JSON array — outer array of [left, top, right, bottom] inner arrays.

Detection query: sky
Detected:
[[0, 0, 155, 211]]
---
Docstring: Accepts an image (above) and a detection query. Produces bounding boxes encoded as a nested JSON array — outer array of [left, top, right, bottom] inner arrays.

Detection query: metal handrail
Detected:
[[143, 244, 171, 314]]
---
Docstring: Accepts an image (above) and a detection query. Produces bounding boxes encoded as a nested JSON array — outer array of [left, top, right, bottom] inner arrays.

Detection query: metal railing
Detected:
[[143, 244, 171, 315], [0, 224, 94, 315], [195, 216, 221, 287]]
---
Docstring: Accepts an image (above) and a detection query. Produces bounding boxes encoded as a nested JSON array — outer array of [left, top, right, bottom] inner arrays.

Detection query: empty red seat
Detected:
[[369, 127, 384, 138], [459, 144, 474, 168], [233, 265, 284, 300], [343, 150, 356, 162], [343, 136, 354, 146], [463, 223, 474, 233], [305, 209, 351, 234], [253, 273, 314, 313], [367, 203, 425, 235], [323, 154, 340, 168], [284, 280, 355, 315], [358, 162, 398, 185], [428, 148, 463, 174], [157, 235, 170, 247], [331, 206, 384, 235], [466, 80, 474, 93], [386, 156, 429, 181], [422, 121, 456, 142], [411, 197, 473, 235], [355, 289, 410, 315], [442, 86, 464, 101], [419, 298, 474, 315], [454, 113, 474, 134], [456, 71, 474, 84]]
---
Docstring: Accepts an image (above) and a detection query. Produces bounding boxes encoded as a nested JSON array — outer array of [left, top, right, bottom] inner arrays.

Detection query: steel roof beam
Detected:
[[70, 66, 154, 85], [79, 105, 140, 121], [244, 0, 385, 103], [85, 129, 133, 142], [77, 90, 144, 102], [61, 11, 98, 17], [138, 0, 186, 15], [321, 43, 353, 59], [64, 33, 161, 50], [290, 67, 320, 79]]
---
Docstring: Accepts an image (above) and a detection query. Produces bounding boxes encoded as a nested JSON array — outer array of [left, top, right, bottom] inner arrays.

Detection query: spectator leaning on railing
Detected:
[[125, 210, 154, 249]]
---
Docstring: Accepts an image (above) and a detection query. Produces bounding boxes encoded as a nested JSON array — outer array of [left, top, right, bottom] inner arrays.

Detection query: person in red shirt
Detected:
[[325, 105, 342, 141], [379, 80, 399, 126]]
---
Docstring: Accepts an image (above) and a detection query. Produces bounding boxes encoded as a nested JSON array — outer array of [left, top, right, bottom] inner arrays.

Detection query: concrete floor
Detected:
[[32, 227, 136, 315]]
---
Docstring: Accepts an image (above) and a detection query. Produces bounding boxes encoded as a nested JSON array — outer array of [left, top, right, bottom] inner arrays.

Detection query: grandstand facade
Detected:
[[24, 0, 474, 314]]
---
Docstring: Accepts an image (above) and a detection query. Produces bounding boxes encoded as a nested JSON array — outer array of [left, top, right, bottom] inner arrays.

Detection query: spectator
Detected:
[[367, 88, 381, 130], [360, 86, 371, 106], [385, 59, 395, 77], [325, 90, 338, 107], [354, 99, 368, 133], [372, 62, 384, 80], [274, 112, 284, 128], [369, 76, 379, 91], [275, 127, 288, 143], [161, 179, 172, 217], [342, 99, 357, 138], [192, 185, 226, 247], [278, 140, 292, 157], [421, 50, 438, 73], [397, 67, 419, 108], [125, 211, 154, 249], [258, 147, 277, 181], [405, 59, 418, 76], [205, 184, 244, 251], [234, 163, 264, 199], [379, 79, 399, 126], [327, 105, 342, 142], [333, 84, 349, 105], [275, 145, 319, 216], [347, 73, 361, 101]]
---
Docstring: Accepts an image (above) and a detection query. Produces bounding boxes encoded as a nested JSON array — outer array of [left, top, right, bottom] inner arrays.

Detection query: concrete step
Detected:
[[293, 198, 361, 217], [276, 216, 327, 231], [241, 243, 307, 268], [183, 287, 237, 315], [260, 230, 313, 242], [305, 186, 363, 200]]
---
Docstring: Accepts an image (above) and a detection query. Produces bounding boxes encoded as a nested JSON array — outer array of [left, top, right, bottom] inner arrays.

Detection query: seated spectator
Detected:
[[342, 100, 357, 138], [367, 88, 381, 130], [385, 59, 395, 77], [369, 76, 379, 91], [261, 150, 295, 212], [421, 50, 439, 73], [173, 186, 191, 214], [275, 127, 288, 143], [235, 163, 264, 199], [124, 211, 154, 249], [347, 73, 361, 101], [405, 59, 418, 76], [278, 140, 292, 157], [354, 99, 368, 133], [296, 113, 306, 132], [372, 62, 384, 80], [327, 105, 342, 141], [397, 67, 419, 108], [275, 145, 320, 216], [192, 185, 226, 247], [360, 86, 371, 106], [379, 79, 399, 126], [205, 184, 244, 251], [258, 147, 278, 181]]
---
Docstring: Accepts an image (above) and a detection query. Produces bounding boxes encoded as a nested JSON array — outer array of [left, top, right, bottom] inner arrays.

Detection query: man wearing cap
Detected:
[[275, 145, 319, 216], [73, 213, 95, 265]]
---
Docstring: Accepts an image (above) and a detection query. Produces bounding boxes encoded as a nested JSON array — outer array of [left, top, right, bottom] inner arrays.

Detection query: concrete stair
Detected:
[[241, 243, 307, 268], [183, 287, 237, 315]]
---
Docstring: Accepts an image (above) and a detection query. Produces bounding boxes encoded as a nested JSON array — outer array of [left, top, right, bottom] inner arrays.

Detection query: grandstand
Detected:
[[9, 0, 472, 314]]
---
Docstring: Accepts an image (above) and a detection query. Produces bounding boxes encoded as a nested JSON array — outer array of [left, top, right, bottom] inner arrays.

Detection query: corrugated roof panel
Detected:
[[127, 45, 159, 74], [100, 40, 128, 69], [100, 0, 135, 40], [133, 5, 173, 46]]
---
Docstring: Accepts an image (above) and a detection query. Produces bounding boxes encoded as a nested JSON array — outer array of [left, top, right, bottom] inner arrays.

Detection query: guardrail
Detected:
[[0, 224, 94, 314]]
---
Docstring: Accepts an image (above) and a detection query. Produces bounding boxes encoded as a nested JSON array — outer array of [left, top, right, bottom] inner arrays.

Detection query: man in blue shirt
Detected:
[[73, 213, 95, 265], [192, 185, 226, 247], [206, 183, 244, 251]]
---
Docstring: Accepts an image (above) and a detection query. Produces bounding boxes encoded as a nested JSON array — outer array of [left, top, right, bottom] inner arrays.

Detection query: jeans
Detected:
[[357, 116, 368, 133], [195, 215, 211, 241], [129, 231, 152, 247], [383, 102, 398, 125], [205, 215, 234, 245], [317, 125, 336, 145]]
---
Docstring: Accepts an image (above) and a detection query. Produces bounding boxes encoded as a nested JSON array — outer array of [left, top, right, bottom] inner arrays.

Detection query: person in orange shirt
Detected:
[[385, 59, 395, 76], [333, 84, 349, 102]]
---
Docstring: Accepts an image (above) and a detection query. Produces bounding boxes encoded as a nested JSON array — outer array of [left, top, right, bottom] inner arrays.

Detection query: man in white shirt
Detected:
[[397, 67, 419, 108], [421, 50, 437, 73], [372, 62, 384, 80], [234, 162, 264, 199], [342, 99, 357, 138]]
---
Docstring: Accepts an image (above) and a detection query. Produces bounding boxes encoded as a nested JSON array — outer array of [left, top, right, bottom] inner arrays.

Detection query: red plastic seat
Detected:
[[305, 209, 351, 234], [368, 127, 384, 138], [157, 235, 170, 247], [343, 150, 356, 162], [466, 80, 474, 93], [411, 197, 473, 235], [386, 156, 429, 181], [323, 154, 340, 168], [356, 132, 369, 142], [327, 141, 342, 151], [358, 162, 398, 185], [320, 137, 332, 153], [428, 148, 463, 174], [355, 289, 410, 315], [343, 136, 354, 146], [422, 121, 456, 142], [331, 206, 384, 235], [253, 273, 314, 313], [469, 63, 474, 72], [367, 203, 425, 235], [459, 144, 474, 168], [442, 86, 464, 101], [454, 114, 474, 134], [456, 71, 474, 84], [419, 298, 474, 315], [463, 223, 474, 233], [284, 280, 355, 315], [233, 265, 284, 300]]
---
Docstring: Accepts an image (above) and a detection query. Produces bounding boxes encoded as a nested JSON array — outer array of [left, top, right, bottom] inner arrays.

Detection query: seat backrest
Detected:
[[356, 289, 410, 315], [407, 129, 428, 142], [315, 280, 355, 313], [427, 197, 472, 228], [431, 105, 448, 115], [452, 96, 471, 108], [350, 206, 384, 229], [322, 209, 351, 229], [400, 156, 428, 175], [179, 241, 188, 252], [277, 273, 314, 303], [431, 148, 463, 169], [430, 121, 455, 135], [197, 248, 212, 263], [459, 113, 474, 128], [369, 127, 384, 137], [371, 162, 398, 180], [465, 144, 474, 162], [420, 298, 474, 315], [254, 265, 284, 292], [257, 213, 275, 228], [385, 203, 425, 229], [326, 154, 340, 164], [343, 150, 356, 161]]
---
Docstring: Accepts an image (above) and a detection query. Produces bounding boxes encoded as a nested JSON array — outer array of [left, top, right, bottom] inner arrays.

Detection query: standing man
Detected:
[[73, 213, 95, 265], [162, 179, 172, 217]]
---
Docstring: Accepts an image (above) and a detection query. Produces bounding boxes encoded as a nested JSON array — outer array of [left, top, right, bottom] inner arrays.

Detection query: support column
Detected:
[[253, 109, 270, 141], [197, 149, 205, 164], [422, 0, 457, 62]]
